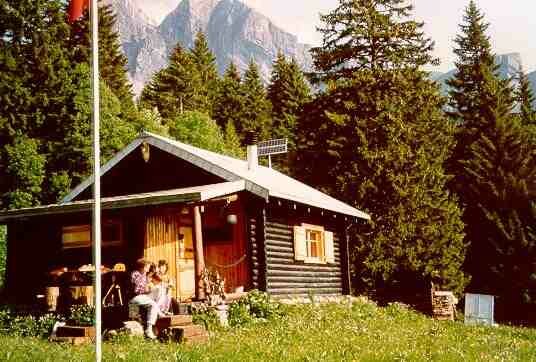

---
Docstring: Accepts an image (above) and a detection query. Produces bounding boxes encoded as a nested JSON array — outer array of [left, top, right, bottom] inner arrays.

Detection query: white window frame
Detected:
[[302, 223, 326, 264]]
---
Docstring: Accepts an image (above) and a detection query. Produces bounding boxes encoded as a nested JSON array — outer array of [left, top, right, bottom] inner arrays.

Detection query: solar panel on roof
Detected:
[[257, 139, 288, 156]]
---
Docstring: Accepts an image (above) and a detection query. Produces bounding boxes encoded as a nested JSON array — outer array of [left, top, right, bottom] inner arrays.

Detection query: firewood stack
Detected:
[[431, 283, 458, 321]]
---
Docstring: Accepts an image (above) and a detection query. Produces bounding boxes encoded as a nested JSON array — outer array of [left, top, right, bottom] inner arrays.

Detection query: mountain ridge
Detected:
[[431, 53, 536, 108], [107, 0, 312, 96]]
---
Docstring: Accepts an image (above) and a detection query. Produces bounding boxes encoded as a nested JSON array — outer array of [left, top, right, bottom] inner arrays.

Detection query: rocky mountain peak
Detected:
[[107, 0, 312, 96]]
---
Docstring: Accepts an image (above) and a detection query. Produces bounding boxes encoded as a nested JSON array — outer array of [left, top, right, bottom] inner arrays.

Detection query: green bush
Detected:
[[228, 290, 283, 327], [190, 303, 221, 331], [68, 304, 95, 326], [227, 302, 254, 327], [0, 307, 59, 338]]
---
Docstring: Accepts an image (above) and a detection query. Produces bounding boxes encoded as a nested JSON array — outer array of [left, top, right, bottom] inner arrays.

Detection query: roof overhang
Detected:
[[61, 135, 269, 204], [58, 132, 369, 221], [270, 191, 370, 220], [0, 181, 246, 222]]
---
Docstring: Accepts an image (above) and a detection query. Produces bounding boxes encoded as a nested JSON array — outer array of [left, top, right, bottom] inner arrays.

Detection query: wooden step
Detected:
[[169, 325, 206, 338], [51, 336, 94, 345], [184, 333, 209, 345], [165, 325, 209, 344], [156, 315, 193, 329], [56, 326, 95, 338]]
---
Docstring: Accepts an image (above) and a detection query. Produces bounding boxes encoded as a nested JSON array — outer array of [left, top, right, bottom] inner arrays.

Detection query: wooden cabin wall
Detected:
[[263, 201, 350, 297], [244, 195, 267, 292]]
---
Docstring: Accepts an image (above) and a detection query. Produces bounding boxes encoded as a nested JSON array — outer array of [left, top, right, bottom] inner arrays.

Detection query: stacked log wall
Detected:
[[263, 203, 348, 297]]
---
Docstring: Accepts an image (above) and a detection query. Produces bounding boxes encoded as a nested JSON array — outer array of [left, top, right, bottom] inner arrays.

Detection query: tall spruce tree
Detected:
[[238, 60, 272, 143], [268, 53, 311, 150], [449, 2, 536, 322], [190, 32, 219, 115], [296, 0, 467, 296], [446, 1, 512, 169], [462, 113, 536, 322], [213, 62, 245, 129], [140, 43, 202, 119], [69, 1, 134, 111]]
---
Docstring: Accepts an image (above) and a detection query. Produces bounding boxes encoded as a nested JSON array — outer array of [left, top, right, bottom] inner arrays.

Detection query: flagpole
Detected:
[[90, 0, 102, 360]]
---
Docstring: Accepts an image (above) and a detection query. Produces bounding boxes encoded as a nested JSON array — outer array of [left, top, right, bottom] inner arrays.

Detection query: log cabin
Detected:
[[0, 132, 370, 305]]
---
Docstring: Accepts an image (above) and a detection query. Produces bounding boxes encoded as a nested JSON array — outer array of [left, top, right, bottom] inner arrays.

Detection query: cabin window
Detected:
[[293, 224, 335, 264], [62, 220, 123, 249], [306, 228, 324, 260]]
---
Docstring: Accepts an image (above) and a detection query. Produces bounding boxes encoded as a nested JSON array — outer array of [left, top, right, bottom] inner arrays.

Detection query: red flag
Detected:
[[68, 0, 89, 23]]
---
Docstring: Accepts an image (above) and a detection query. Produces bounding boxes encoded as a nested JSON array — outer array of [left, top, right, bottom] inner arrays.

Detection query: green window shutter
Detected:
[[293, 226, 307, 261], [324, 231, 335, 263]]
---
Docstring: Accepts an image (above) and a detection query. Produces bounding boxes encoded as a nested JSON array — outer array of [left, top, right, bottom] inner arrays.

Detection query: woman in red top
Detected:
[[128, 259, 164, 339]]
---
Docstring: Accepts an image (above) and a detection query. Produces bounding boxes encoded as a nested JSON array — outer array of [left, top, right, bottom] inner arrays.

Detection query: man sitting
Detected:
[[128, 258, 164, 339]]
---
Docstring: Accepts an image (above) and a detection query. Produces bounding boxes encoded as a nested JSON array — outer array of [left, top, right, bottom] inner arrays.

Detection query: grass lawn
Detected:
[[0, 299, 535, 361]]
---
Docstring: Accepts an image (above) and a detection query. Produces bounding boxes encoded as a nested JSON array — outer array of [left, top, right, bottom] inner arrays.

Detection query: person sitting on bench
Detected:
[[128, 258, 164, 339]]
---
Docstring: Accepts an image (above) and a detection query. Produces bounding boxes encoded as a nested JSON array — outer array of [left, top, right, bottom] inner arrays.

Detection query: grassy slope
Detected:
[[1, 300, 535, 361]]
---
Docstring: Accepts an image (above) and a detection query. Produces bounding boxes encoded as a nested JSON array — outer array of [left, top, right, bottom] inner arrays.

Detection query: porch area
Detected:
[[1, 182, 252, 315]]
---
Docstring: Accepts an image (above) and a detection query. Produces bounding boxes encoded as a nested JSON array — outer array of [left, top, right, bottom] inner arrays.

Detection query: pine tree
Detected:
[[69, 1, 134, 110], [4, 134, 46, 209], [223, 121, 245, 159], [131, 108, 169, 137], [517, 70, 536, 126], [139, 43, 202, 119], [213, 62, 245, 130], [169, 111, 240, 157], [447, 1, 512, 167], [0, 0, 137, 206], [0, 0, 76, 207], [239, 60, 272, 143], [58, 63, 136, 197], [296, 0, 467, 296], [190, 32, 219, 115], [268, 52, 311, 147], [462, 113, 536, 321], [311, 0, 437, 84], [448, 2, 536, 322]]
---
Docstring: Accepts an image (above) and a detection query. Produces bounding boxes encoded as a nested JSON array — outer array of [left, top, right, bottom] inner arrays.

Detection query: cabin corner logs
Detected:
[[248, 198, 351, 297]]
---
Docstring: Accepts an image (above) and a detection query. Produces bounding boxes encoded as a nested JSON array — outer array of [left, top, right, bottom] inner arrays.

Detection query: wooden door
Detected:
[[144, 213, 196, 301], [144, 214, 180, 300]]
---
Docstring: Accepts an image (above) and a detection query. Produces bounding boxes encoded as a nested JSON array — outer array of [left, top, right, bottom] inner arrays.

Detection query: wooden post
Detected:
[[193, 206, 206, 300]]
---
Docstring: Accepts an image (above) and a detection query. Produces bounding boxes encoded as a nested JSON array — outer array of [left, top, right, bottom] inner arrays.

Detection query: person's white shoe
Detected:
[[145, 328, 157, 340]]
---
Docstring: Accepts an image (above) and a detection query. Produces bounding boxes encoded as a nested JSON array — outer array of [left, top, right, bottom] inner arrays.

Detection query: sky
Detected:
[[242, 0, 536, 72]]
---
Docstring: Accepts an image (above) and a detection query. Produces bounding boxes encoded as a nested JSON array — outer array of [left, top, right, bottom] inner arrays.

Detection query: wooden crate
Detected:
[[56, 326, 96, 338]]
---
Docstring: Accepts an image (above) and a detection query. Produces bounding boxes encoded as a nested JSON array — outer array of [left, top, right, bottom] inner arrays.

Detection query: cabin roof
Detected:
[[64, 132, 369, 220], [2, 132, 370, 221], [0, 181, 246, 221]]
